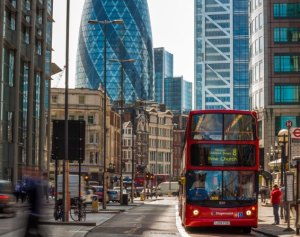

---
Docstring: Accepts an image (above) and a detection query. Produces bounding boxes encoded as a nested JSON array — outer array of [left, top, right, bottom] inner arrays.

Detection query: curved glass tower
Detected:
[[75, 0, 154, 102]]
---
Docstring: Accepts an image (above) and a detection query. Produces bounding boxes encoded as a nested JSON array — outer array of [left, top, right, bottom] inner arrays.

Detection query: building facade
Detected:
[[50, 88, 121, 184], [154, 47, 173, 104], [249, 0, 300, 173], [164, 76, 192, 114], [0, 0, 53, 182], [146, 105, 174, 176], [75, 0, 154, 103], [194, 0, 249, 110]]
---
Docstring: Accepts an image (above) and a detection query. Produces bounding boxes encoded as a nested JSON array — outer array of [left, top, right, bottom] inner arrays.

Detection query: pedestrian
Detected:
[[271, 184, 282, 225], [14, 181, 21, 203], [42, 173, 49, 203], [280, 184, 288, 222], [259, 186, 267, 203], [23, 167, 44, 237]]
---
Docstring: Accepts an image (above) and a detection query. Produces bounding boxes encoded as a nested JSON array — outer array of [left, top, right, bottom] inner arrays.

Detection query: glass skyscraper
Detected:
[[154, 47, 173, 104], [194, 0, 249, 110], [164, 77, 192, 114], [76, 0, 154, 102]]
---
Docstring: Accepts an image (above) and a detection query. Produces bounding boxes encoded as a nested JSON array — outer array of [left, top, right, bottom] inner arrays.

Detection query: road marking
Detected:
[[175, 205, 190, 237]]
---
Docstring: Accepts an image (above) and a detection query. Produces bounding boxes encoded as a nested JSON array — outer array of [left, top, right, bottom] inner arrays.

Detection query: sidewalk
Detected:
[[253, 199, 298, 237]]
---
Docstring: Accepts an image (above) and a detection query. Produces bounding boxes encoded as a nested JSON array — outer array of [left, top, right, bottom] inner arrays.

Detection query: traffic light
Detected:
[[146, 172, 150, 180], [84, 175, 89, 182], [150, 174, 154, 180]]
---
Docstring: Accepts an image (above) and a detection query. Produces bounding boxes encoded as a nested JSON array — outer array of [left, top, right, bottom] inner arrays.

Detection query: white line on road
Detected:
[[175, 205, 190, 237]]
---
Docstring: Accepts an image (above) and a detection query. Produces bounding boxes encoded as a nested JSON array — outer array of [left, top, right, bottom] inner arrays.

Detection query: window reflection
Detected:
[[186, 170, 257, 202]]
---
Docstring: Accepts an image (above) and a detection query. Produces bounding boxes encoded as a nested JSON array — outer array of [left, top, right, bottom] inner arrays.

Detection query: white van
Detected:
[[156, 182, 179, 196]]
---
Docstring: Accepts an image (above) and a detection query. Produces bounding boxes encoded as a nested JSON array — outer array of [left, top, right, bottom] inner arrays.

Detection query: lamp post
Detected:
[[109, 58, 135, 203], [88, 19, 124, 209]]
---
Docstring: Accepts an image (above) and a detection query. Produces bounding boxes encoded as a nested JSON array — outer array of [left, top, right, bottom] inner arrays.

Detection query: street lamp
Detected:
[[109, 58, 135, 203], [88, 19, 124, 210]]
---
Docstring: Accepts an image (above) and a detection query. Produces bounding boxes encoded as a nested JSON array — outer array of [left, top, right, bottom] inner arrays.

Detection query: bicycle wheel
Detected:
[[70, 206, 80, 221]]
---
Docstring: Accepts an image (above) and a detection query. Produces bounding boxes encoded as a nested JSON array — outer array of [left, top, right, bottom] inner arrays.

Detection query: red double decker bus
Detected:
[[178, 110, 259, 233]]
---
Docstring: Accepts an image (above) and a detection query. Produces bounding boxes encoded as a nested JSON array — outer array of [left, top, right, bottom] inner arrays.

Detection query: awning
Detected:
[[268, 158, 282, 166]]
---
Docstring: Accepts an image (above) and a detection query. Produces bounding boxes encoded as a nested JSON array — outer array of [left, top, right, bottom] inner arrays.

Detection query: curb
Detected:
[[39, 221, 96, 226]]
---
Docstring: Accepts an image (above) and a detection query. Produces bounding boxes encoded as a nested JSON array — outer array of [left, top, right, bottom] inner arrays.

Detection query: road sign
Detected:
[[286, 120, 293, 128], [290, 128, 300, 142]]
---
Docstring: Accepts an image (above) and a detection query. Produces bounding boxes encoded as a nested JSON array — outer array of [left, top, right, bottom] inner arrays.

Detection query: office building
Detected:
[[0, 0, 53, 182], [194, 0, 249, 110], [75, 0, 154, 103], [249, 0, 300, 172], [164, 76, 192, 114], [154, 47, 173, 104]]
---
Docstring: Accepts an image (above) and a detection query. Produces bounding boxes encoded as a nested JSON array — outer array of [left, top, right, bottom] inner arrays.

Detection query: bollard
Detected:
[[140, 192, 145, 201], [92, 195, 99, 212]]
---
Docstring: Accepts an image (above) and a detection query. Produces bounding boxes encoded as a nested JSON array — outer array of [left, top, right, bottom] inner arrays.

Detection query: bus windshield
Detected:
[[191, 113, 256, 140], [190, 144, 256, 167], [186, 170, 257, 207]]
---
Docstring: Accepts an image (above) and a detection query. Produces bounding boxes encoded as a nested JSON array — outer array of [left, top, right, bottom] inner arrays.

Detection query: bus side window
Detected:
[[191, 145, 205, 166]]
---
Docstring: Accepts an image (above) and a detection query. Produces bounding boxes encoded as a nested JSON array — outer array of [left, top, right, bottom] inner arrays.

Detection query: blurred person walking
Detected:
[[23, 167, 44, 237], [271, 184, 282, 225]]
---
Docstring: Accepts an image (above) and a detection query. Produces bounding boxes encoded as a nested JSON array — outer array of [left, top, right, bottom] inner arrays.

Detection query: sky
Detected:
[[52, 0, 194, 88]]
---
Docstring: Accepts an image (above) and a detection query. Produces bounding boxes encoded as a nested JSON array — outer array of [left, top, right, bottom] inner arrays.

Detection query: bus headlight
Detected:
[[246, 210, 252, 216], [193, 209, 199, 216]]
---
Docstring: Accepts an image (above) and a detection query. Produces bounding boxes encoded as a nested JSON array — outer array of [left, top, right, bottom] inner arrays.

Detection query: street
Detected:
[[0, 197, 278, 237]]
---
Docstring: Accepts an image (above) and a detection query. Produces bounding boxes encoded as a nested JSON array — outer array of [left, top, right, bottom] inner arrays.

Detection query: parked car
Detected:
[[0, 180, 16, 218], [83, 189, 96, 204], [107, 190, 119, 202], [91, 186, 108, 202]]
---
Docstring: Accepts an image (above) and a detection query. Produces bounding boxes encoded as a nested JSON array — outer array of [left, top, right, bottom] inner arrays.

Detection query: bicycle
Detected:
[[53, 199, 63, 221], [69, 197, 86, 221]]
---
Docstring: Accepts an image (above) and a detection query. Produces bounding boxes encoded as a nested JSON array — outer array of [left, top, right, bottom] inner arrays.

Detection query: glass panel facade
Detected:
[[274, 84, 300, 104], [154, 48, 173, 104], [195, 0, 249, 110], [274, 54, 300, 73], [274, 3, 300, 18], [274, 28, 300, 43], [76, 0, 153, 102]]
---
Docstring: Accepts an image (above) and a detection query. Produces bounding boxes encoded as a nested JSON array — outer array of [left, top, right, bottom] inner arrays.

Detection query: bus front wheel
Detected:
[[242, 227, 251, 234]]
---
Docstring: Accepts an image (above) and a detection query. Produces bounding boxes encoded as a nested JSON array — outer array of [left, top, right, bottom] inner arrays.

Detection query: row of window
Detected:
[[274, 27, 300, 43], [250, 60, 263, 83], [250, 36, 263, 57], [249, 0, 262, 12], [51, 115, 96, 124], [274, 55, 300, 73], [274, 3, 300, 18], [274, 85, 300, 104], [52, 95, 86, 104], [250, 13, 263, 35]]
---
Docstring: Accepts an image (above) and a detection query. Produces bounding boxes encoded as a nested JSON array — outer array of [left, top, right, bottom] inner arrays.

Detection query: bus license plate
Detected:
[[214, 221, 230, 225]]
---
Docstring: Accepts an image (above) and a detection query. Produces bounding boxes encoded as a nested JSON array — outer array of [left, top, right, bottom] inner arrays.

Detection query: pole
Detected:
[[284, 130, 292, 231], [131, 109, 135, 203], [102, 22, 107, 210], [63, 0, 70, 222], [119, 62, 124, 204]]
